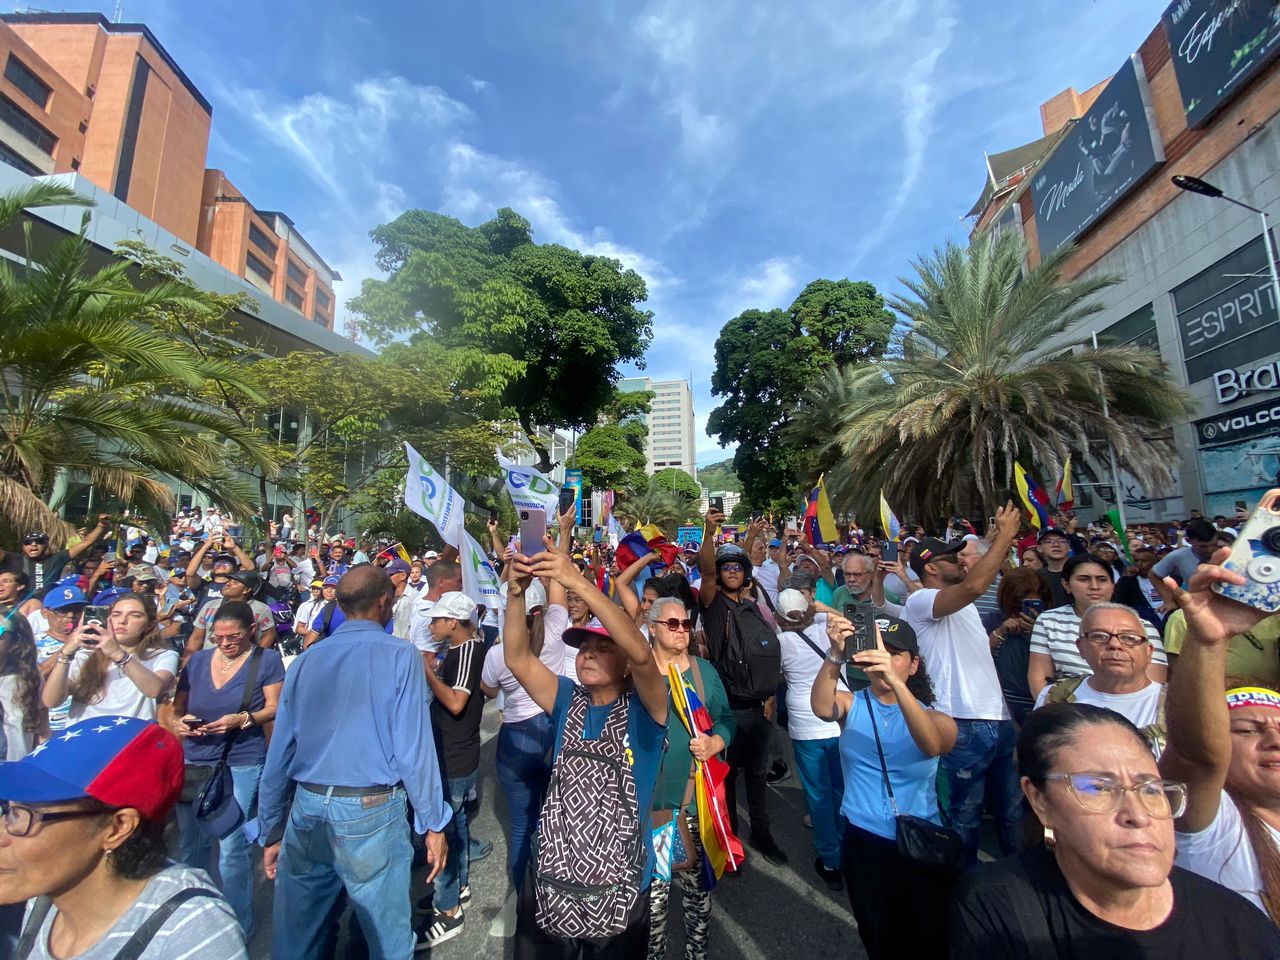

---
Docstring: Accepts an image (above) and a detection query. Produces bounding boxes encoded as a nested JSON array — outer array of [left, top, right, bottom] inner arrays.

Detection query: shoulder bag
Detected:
[[191, 647, 263, 839], [863, 689, 964, 873], [16, 887, 221, 960]]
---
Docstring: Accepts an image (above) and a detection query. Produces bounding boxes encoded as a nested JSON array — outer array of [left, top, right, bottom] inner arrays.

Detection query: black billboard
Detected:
[[1163, 0, 1280, 128], [1031, 55, 1165, 256], [1172, 233, 1280, 384]]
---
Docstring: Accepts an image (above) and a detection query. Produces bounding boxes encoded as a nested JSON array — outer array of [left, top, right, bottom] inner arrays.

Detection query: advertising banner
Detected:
[[1030, 55, 1164, 255], [495, 449, 560, 518], [1163, 0, 1280, 128], [676, 525, 702, 547], [563, 468, 585, 525]]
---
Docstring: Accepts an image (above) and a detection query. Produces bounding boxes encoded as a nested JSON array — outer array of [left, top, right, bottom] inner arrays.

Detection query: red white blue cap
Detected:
[[0, 717, 183, 821]]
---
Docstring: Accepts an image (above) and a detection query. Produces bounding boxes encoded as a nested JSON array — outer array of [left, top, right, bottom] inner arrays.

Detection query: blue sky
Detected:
[[61, 0, 1167, 464]]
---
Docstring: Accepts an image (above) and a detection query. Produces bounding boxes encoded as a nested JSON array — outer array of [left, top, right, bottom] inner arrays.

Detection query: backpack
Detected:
[[1045, 676, 1168, 754], [533, 688, 645, 941], [716, 595, 781, 701]]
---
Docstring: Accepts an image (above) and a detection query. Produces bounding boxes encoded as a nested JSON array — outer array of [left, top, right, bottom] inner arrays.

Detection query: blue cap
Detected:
[[322, 575, 340, 586], [768, 538, 782, 548], [91, 587, 129, 606], [44, 585, 86, 610]]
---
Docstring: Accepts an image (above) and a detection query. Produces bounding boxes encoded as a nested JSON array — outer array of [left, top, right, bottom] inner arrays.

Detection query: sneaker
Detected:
[[749, 833, 789, 866], [416, 910, 464, 950], [417, 885, 470, 915], [815, 858, 844, 892], [766, 760, 791, 784], [468, 836, 494, 863]]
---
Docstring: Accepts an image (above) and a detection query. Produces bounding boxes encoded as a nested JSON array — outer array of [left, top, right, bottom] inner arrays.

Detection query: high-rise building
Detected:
[[618, 376, 698, 480]]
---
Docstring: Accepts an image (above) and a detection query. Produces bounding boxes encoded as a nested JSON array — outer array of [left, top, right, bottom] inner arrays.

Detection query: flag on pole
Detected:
[[460, 530, 502, 608], [496, 449, 560, 518], [879, 490, 902, 541], [1054, 454, 1075, 512], [1014, 462, 1053, 530], [1104, 508, 1134, 563], [803, 476, 839, 547], [403, 443, 465, 546]]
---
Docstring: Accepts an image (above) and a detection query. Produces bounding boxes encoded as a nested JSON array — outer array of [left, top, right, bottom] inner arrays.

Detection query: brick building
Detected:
[[968, 0, 1280, 519]]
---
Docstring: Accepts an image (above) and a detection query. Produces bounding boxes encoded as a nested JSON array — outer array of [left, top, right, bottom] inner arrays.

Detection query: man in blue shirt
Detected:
[[247, 564, 451, 960]]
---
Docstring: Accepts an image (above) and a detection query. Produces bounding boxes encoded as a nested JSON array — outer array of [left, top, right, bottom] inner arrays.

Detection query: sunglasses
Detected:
[[719, 563, 744, 574], [21, 536, 47, 546], [657, 618, 694, 632]]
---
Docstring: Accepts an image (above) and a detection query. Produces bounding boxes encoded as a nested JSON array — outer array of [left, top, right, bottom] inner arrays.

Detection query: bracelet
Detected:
[[824, 649, 847, 666], [56, 653, 74, 665], [240, 711, 253, 729], [112, 652, 133, 668]]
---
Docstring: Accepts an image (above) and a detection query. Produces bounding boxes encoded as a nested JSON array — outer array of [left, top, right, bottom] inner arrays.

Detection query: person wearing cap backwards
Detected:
[[17, 515, 112, 599], [249, 564, 450, 959], [900, 502, 1022, 866], [812, 612, 956, 960], [0, 716, 246, 958], [185, 571, 276, 660], [502, 546, 667, 955]]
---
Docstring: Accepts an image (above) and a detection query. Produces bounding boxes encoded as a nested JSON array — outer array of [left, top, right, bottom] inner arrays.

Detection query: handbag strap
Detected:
[[111, 888, 219, 960], [217, 646, 264, 764], [863, 689, 900, 818], [795, 628, 851, 692], [14, 896, 52, 960]]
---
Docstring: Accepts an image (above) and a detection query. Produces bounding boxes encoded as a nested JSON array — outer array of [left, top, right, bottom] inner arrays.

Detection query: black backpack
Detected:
[[716, 596, 781, 701]]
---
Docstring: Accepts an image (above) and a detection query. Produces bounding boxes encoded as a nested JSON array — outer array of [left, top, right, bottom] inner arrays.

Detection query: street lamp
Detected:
[[1171, 174, 1280, 318]]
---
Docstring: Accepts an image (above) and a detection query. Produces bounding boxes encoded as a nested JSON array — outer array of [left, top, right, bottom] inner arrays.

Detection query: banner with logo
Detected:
[[461, 530, 501, 609], [403, 442, 465, 552], [496, 449, 560, 518]]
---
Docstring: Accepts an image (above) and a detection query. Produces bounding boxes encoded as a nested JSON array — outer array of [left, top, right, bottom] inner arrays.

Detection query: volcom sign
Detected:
[[1197, 396, 1280, 446], [1213, 360, 1280, 403]]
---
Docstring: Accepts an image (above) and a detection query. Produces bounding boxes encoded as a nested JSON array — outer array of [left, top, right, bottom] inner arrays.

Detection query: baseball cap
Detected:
[[525, 580, 547, 611], [424, 550, 440, 560], [1037, 527, 1069, 543], [429, 591, 477, 621], [128, 565, 159, 583], [384, 558, 411, 577], [309, 578, 324, 588], [322, 575, 340, 586], [876, 615, 919, 656], [909, 537, 965, 578], [563, 617, 611, 648], [43, 585, 86, 610], [776, 589, 809, 623], [768, 538, 782, 548], [0, 717, 183, 821]]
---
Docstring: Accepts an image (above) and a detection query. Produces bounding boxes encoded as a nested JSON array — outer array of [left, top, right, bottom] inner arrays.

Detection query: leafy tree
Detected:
[[0, 184, 275, 544], [350, 207, 654, 471], [696, 458, 741, 494], [575, 387, 652, 493], [707, 278, 895, 505], [614, 476, 697, 537], [790, 233, 1194, 520], [651, 467, 702, 504]]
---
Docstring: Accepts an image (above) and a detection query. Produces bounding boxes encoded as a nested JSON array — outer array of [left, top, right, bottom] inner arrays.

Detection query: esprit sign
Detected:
[[1214, 359, 1280, 403]]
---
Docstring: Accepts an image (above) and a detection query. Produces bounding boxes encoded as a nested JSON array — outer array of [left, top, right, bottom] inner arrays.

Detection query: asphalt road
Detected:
[[240, 707, 866, 959]]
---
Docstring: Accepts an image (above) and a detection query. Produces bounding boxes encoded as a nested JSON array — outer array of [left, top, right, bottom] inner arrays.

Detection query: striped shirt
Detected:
[[1029, 606, 1167, 680], [22, 863, 244, 959]]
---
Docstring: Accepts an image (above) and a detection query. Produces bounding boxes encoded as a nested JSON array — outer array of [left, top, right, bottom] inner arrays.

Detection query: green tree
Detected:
[[707, 278, 895, 505], [350, 207, 654, 471], [615, 476, 697, 536], [695, 457, 741, 494], [575, 387, 652, 493], [651, 467, 702, 503], [790, 232, 1194, 519]]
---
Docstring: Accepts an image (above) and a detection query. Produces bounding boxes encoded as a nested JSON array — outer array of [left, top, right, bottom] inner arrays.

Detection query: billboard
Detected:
[[1031, 55, 1165, 255], [1163, 0, 1280, 128]]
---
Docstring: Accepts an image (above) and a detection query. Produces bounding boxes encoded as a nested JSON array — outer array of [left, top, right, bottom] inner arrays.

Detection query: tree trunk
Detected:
[[258, 471, 271, 525], [519, 412, 553, 473]]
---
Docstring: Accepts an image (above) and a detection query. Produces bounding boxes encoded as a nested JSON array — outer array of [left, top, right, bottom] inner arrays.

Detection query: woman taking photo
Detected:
[[0, 615, 47, 759], [169, 601, 284, 937], [1027, 555, 1167, 700], [950, 703, 1280, 956], [982, 567, 1053, 725], [41, 594, 178, 724], [503, 548, 667, 956], [647, 596, 734, 960], [811, 613, 957, 960]]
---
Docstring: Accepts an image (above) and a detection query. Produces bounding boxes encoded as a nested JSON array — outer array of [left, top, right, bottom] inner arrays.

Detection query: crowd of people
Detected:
[[0, 495, 1277, 959]]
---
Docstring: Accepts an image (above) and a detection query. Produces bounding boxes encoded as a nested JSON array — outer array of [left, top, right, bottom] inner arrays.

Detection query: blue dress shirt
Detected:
[[246, 618, 452, 842]]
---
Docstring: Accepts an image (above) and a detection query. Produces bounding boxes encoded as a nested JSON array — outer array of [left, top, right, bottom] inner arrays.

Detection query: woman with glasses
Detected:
[[647, 596, 734, 960], [951, 702, 1279, 956], [167, 601, 284, 937]]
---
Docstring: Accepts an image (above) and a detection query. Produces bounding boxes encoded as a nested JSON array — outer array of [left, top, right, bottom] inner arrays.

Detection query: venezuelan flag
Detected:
[[615, 525, 680, 570], [879, 490, 902, 540], [1015, 462, 1053, 530], [1054, 455, 1075, 512], [803, 476, 839, 547]]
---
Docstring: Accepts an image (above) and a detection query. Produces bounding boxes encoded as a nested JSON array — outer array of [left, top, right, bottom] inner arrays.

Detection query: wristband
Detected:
[[112, 652, 133, 668], [825, 649, 847, 666], [56, 653, 74, 665]]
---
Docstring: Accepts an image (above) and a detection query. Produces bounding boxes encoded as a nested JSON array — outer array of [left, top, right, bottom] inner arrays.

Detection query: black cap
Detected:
[[1037, 527, 1069, 543], [908, 537, 964, 578], [876, 615, 919, 656]]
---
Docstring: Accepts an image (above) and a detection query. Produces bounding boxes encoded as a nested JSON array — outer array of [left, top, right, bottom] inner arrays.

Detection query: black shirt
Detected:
[[1039, 569, 1071, 609], [430, 637, 485, 779], [23, 550, 71, 597], [950, 846, 1280, 960], [700, 589, 775, 706]]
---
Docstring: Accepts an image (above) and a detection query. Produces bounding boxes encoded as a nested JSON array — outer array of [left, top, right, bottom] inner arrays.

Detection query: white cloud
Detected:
[[465, 74, 491, 93]]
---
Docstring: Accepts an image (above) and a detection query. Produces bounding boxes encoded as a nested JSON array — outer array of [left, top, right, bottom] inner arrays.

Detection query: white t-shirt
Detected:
[[543, 604, 579, 684], [292, 597, 323, 636], [883, 568, 919, 603], [0, 675, 35, 760], [902, 589, 1010, 720], [1176, 790, 1276, 915], [66, 648, 179, 723], [754, 561, 781, 605], [482, 606, 568, 723], [1029, 606, 1167, 680], [1033, 678, 1163, 732], [409, 597, 437, 653], [777, 614, 841, 741], [391, 591, 416, 640]]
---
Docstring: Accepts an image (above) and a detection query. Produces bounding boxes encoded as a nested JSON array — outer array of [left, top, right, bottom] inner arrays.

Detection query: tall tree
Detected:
[[350, 207, 654, 471], [707, 279, 895, 505], [575, 387, 652, 494], [651, 467, 702, 503], [790, 232, 1194, 519]]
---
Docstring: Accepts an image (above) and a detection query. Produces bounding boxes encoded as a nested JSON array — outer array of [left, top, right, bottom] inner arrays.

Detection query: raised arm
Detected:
[[698, 508, 723, 606], [67, 516, 111, 561], [502, 559, 560, 714], [615, 550, 660, 621], [185, 536, 214, 584], [228, 539, 254, 572], [812, 614, 854, 723], [931, 503, 1020, 619], [854, 622, 956, 757]]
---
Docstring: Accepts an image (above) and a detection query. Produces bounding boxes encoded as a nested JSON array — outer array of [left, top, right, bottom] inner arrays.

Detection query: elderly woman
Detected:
[[504, 549, 667, 955], [647, 596, 733, 960], [951, 703, 1279, 956]]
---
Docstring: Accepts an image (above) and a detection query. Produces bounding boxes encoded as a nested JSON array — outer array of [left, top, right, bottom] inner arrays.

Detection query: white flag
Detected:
[[403, 442, 464, 547], [461, 530, 501, 609], [496, 448, 560, 518]]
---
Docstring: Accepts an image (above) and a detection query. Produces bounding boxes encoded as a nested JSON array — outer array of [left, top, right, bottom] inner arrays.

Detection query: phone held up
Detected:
[[842, 600, 876, 692], [882, 541, 899, 563], [557, 486, 577, 517], [710, 495, 725, 514], [1216, 489, 1280, 611], [1020, 599, 1044, 619], [518, 509, 547, 556], [80, 605, 110, 644]]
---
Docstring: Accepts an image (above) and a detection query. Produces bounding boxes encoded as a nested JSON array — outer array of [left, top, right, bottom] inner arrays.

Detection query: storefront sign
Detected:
[[1196, 395, 1280, 446], [1031, 55, 1164, 255], [1163, 0, 1280, 128], [1213, 358, 1280, 403]]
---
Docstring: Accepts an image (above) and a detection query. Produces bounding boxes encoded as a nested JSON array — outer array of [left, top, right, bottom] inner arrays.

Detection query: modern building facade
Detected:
[[968, 0, 1280, 520], [618, 376, 698, 480]]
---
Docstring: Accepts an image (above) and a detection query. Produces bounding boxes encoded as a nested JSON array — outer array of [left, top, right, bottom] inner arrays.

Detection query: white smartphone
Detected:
[[518, 509, 547, 556]]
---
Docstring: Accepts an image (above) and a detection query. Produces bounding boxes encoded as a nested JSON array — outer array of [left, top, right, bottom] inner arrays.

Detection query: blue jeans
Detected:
[[940, 718, 1021, 867], [175, 763, 262, 937], [271, 785, 413, 960], [495, 713, 555, 886], [437, 772, 477, 912], [791, 737, 844, 870]]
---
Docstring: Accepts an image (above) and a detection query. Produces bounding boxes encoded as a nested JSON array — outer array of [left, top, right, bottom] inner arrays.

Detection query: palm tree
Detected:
[[615, 476, 698, 536], [0, 182, 275, 545], [791, 231, 1194, 521]]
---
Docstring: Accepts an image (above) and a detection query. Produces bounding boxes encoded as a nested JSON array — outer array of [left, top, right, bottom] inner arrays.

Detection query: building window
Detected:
[[315, 288, 331, 308], [287, 260, 307, 286], [1100, 303, 1158, 350], [0, 140, 40, 175], [5, 57, 50, 110], [285, 287, 304, 311], [246, 253, 273, 283], [248, 223, 277, 258], [313, 309, 328, 325], [0, 92, 55, 154]]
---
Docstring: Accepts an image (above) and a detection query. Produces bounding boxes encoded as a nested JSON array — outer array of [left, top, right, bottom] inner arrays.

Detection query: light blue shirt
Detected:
[[246, 618, 452, 842]]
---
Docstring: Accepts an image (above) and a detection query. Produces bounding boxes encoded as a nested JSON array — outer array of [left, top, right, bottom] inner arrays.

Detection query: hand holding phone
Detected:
[[882, 541, 899, 563], [710, 495, 725, 513]]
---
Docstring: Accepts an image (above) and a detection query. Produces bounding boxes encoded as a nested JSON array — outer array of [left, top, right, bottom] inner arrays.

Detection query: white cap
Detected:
[[424, 550, 440, 559], [429, 591, 477, 621], [526, 580, 547, 610], [776, 589, 809, 622]]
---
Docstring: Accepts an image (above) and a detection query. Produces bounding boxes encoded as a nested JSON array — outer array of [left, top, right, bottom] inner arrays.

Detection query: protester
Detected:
[[1114, 545, 1165, 627], [0, 716, 247, 958], [18, 517, 111, 597], [302, 575, 341, 647], [1018, 546, 1045, 570], [1034, 526, 1075, 608], [830, 551, 903, 617], [170, 600, 284, 937], [385, 558, 416, 640], [1151, 517, 1220, 588], [186, 571, 276, 655], [648, 596, 734, 960], [291, 579, 325, 642], [950, 703, 1279, 957], [811, 612, 956, 960], [615, 549, 667, 634], [31, 585, 82, 733], [982, 566, 1052, 725], [503, 547, 667, 955], [408, 559, 463, 653], [185, 536, 253, 603], [0, 615, 46, 759]]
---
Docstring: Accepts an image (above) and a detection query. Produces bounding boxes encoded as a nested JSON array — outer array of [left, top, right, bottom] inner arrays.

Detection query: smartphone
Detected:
[[1236, 500, 1249, 513], [593, 526, 603, 543], [710, 495, 725, 513], [557, 486, 577, 516], [183, 717, 205, 729], [82, 605, 110, 629], [882, 541, 899, 563], [1021, 599, 1044, 618], [489, 509, 498, 523], [1215, 488, 1280, 611], [988, 516, 996, 528], [751, 510, 763, 521], [843, 600, 876, 655], [518, 509, 547, 555]]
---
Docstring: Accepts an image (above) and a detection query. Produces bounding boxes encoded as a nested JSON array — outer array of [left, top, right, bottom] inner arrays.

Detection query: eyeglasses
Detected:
[[719, 563, 744, 574], [657, 618, 694, 632], [20, 536, 46, 546], [212, 631, 248, 644], [0, 801, 103, 837], [1079, 630, 1148, 648], [1045, 773, 1186, 819]]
